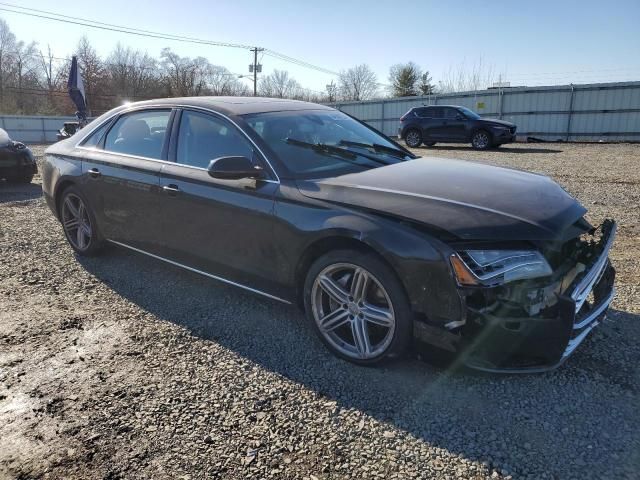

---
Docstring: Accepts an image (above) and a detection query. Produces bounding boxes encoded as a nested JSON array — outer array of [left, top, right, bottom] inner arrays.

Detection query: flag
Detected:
[[67, 55, 87, 123]]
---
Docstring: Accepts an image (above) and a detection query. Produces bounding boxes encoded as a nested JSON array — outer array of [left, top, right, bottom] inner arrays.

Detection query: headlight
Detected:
[[450, 250, 552, 286]]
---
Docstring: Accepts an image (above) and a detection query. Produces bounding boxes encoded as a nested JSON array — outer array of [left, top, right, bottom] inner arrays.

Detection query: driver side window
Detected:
[[176, 110, 254, 169]]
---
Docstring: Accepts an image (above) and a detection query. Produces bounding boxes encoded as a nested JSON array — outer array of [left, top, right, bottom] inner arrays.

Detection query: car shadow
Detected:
[[0, 181, 42, 203], [416, 145, 563, 154], [77, 247, 640, 477]]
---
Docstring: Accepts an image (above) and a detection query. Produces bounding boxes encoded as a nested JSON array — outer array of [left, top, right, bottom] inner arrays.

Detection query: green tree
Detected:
[[418, 71, 435, 95], [388, 62, 421, 97]]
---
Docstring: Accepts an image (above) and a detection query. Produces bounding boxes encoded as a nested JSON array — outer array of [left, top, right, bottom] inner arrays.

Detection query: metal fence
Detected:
[[332, 81, 640, 142], [0, 115, 77, 143], [2, 81, 639, 143]]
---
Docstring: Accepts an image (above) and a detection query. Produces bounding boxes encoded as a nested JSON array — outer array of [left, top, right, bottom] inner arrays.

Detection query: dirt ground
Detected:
[[1, 142, 639, 480]]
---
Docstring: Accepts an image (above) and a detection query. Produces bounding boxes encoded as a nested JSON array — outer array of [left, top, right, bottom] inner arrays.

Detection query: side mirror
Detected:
[[207, 156, 265, 180]]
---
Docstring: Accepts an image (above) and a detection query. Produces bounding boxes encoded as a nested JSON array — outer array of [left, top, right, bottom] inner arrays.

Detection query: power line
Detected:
[[0, 3, 341, 78]]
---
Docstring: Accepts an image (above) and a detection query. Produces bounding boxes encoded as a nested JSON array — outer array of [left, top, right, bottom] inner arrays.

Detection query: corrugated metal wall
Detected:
[[0, 115, 77, 143], [332, 81, 640, 141]]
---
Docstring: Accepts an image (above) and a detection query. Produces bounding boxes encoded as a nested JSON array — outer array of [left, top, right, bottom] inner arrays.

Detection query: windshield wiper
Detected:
[[338, 140, 413, 159], [285, 138, 385, 167]]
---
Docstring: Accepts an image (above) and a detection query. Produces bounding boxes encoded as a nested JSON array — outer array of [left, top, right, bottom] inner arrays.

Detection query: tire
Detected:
[[404, 129, 422, 148], [471, 130, 492, 150], [303, 249, 413, 366], [5, 173, 34, 184], [58, 185, 104, 256], [424, 142, 436, 147]]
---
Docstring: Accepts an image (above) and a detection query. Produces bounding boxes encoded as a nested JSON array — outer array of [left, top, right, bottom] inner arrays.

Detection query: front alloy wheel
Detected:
[[305, 251, 412, 365], [312, 263, 395, 360], [471, 130, 491, 150]]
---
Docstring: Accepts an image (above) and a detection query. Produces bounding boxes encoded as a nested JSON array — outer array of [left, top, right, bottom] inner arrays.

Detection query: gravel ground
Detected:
[[1, 142, 639, 480]]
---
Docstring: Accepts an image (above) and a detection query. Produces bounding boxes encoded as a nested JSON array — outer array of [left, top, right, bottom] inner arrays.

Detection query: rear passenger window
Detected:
[[413, 108, 429, 118], [427, 107, 444, 118], [104, 110, 171, 160]]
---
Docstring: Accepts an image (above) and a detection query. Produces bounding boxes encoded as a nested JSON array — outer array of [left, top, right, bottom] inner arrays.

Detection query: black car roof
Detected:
[[121, 96, 334, 116]]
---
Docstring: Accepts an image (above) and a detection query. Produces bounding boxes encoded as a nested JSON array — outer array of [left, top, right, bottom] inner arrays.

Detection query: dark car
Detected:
[[0, 128, 37, 184], [42, 97, 615, 372], [57, 121, 80, 141], [398, 105, 517, 150]]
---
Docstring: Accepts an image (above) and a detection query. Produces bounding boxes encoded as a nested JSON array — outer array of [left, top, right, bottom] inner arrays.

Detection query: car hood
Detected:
[[296, 157, 587, 241], [481, 118, 515, 128]]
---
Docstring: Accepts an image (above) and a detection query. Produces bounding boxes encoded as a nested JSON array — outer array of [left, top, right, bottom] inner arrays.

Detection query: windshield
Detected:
[[243, 109, 413, 178], [458, 106, 481, 120]]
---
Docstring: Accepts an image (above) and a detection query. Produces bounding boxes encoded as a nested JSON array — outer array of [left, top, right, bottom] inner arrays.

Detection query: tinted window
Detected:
[[458, 106, 481, 120], [177, 111, 254, 169], [427, 107, 444, 119], [81, 121, 110, 148], [443, 108, 461, 120], [104, 110, 171, 159], [413, 107, 429, 118]]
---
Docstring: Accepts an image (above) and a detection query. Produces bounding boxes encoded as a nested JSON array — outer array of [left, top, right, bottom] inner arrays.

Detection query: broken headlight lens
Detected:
[[452, 250, 553, 286]]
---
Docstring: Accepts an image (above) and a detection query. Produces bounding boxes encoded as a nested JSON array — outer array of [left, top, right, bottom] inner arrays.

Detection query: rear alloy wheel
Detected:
[[404, 129, 422, 148], [471, 130, 492, 150], [304, 251, 412, 365], [60, 187, 103, 256]]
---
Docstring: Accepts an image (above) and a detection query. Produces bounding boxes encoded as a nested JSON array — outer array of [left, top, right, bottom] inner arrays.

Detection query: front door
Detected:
[[157, 109, 279, 292], [439, 107, 468, 141]]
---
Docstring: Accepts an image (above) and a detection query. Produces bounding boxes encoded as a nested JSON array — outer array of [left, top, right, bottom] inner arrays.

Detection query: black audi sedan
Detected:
[[0, 128, 37, 183], [398, 105, 517, 150], [42, 97, 615, 372]]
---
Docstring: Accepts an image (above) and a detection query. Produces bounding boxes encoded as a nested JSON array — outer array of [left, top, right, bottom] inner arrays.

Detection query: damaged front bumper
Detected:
[[460, 220, 617, 373]]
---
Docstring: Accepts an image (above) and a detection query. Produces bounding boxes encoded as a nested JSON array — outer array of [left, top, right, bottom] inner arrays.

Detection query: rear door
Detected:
[[79, 108, 173, 252], [417, 107, 444, 140], [157, 109, 279, 291]]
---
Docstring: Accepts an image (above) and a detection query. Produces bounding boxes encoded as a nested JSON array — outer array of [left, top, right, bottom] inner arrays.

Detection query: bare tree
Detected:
[[14, 40, 38, 112], [258, 69, 301, 98], [0, 18, 16, 110], [207, 66, 249, 96], [438, 57, 496, 93], [76, 36, 105, 114], [338, 64, 378, 101]]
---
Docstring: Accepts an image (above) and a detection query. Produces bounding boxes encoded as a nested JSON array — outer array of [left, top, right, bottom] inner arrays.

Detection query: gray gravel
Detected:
[[1, 143, 639, 480]]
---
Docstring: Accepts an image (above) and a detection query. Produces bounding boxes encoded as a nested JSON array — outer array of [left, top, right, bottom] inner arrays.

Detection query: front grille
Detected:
[[562, 222, 616, 358]]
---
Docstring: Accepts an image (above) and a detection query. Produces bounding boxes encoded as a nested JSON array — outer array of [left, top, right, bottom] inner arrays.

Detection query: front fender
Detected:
[[292, 207, 464, 326]]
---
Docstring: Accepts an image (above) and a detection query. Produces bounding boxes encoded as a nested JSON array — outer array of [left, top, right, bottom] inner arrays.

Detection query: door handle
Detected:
[[88, 168, 101, 178], [162, 184, 180, 196]]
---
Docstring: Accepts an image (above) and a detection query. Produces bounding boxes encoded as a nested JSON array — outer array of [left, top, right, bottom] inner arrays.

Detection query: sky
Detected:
[[2, 0, 639, 94]]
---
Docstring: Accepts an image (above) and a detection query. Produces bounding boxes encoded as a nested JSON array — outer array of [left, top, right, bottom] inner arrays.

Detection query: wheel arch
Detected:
[[294, 235, 404, 308], [54, 179, 77, 217]]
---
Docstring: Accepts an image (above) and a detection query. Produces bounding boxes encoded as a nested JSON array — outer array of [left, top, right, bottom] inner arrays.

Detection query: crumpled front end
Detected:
[[457, 220, 617, 373]]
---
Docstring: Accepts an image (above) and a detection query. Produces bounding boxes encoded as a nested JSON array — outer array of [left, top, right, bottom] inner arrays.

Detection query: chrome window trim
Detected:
[[74, 103, 281, 183], [74, 146, 279, 184], [107, 239, 291, 304]]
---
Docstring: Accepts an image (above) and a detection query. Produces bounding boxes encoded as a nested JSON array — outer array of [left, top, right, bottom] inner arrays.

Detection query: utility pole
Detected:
[[250, 47, 264, 96]]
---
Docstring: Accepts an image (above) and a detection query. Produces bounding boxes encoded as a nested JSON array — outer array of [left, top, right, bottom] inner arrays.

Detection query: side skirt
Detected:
[[107, 239, 292, 305]]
